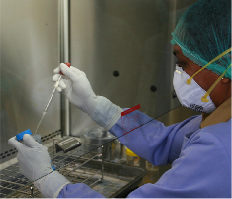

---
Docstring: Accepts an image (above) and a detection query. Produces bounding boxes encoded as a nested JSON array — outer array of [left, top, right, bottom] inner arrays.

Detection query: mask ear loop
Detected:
[[201, 64, 231, 102], [186, 48, 232, 85]]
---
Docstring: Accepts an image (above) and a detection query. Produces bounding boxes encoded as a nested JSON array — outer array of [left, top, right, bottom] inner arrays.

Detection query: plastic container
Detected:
[[126, 147, 140, 166], [16, 129, 41, 144], [111, 140, 126, 163], [32, 134, 42, 144], [146, 161, 159, 171]]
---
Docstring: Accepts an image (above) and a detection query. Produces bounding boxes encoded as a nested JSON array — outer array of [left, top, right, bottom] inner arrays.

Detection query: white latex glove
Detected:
[[53, 63, 97, 114], [8, 134, 70, 198], [8, 134, 53, 181], [53, 63, 123, 130]]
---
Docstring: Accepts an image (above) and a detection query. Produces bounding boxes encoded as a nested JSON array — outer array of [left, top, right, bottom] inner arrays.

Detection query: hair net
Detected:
[[171, 0, 231, 79]]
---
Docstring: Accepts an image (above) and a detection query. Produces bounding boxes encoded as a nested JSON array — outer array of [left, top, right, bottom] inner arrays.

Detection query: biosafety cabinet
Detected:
[[0, 0, 198, 197]]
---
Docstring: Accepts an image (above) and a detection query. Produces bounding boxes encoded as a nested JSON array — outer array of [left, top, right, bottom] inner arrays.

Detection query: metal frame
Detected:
[[59, 0, 71, 137], [1, 140, 105, 198]]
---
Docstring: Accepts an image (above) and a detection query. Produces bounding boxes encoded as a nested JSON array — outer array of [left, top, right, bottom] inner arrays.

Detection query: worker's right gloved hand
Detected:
[[53, 63, 97, 114], [53, 63, 123, 130]]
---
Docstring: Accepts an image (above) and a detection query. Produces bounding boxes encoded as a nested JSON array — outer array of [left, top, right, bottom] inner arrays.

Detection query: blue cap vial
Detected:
[[16, 129, 32, 141]]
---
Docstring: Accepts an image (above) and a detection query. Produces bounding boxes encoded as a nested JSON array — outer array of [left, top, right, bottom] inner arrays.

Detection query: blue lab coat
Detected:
[[58, 110, 231, 198]]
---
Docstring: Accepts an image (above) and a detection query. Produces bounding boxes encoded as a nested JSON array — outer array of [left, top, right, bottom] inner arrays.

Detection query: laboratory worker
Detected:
[[9, 0, 231, 198]]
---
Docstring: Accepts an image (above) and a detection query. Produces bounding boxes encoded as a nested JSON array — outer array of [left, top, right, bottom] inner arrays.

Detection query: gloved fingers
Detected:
[[60, 63, 79, 81], [55, 79, 67, 92], [17, 151, 25, 163], [69, 66, 83, 75], [59, 79, 66, 90], [55, 63, 86, 79], [23, 134, 40, 148], [62, 79, 72, 96], [18, 162, 29, 180], [8, 136, 24, 150], [80, 70, 87, 77], [56, 87, 62, 93], [53, 66, 60, 74], [53, 74, 61, 82]]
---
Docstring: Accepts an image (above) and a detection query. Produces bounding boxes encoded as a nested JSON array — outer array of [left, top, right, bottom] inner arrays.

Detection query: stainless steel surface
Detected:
[[1, 0, 60, 163], [59, 0, 71, 137], [80, 126, 116, 160], [0, 0, 200, 158], [44, 75, 62, 113], [0, 1, 201, 197], [34, 112, 47, 136], [55, 136, 81, 153], [69, 0, 199, 136], [101, 145, 104, 181], [81, 126, 116, 144]]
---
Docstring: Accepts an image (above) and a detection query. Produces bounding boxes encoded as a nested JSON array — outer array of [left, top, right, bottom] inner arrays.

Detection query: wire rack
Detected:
[[1, 137, 147, 198], [0, 137, 105, 198]]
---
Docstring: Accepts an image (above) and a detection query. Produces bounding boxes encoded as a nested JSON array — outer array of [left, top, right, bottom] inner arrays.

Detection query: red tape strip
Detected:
[[121, 104, 141, 116]]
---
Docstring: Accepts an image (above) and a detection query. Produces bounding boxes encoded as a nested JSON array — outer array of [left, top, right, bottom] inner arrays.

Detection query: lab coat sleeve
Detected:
[[57, 183, 105, 198], [57, 119, 230, 198], [127, 126, 231, 198], [109, 109, 202, 165], [56, 111, 202, 198]]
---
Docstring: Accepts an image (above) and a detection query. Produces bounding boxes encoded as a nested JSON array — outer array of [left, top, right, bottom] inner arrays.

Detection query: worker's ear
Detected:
[[221, 78, 230, 84]]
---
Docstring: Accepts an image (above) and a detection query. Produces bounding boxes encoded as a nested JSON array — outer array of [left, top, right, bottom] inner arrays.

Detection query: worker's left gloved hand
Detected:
[[8, 135, 70, 198], [8, 134, 53, 181]]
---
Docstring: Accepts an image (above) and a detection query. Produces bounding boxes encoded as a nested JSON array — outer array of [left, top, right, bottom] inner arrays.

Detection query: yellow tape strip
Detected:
[[201, 64, 231, 102], [186, 48, 232, 85]]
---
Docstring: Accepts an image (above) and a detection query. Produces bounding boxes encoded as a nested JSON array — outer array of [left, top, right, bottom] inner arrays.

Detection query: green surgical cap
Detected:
[[171, 0, 231, 79]]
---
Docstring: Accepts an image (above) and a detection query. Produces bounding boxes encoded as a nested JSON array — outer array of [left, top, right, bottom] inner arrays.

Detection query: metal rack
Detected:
[[1, 137, 147, 198], [0, 137, 105, 198]]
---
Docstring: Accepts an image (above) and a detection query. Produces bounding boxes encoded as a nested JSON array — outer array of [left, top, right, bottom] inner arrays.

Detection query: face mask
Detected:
[[173, 65, 216, 113]]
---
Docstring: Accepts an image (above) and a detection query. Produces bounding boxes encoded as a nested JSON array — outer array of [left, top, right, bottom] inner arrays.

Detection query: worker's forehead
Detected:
[[173, 44, 182, 53], [173, 45, 183, 55]]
